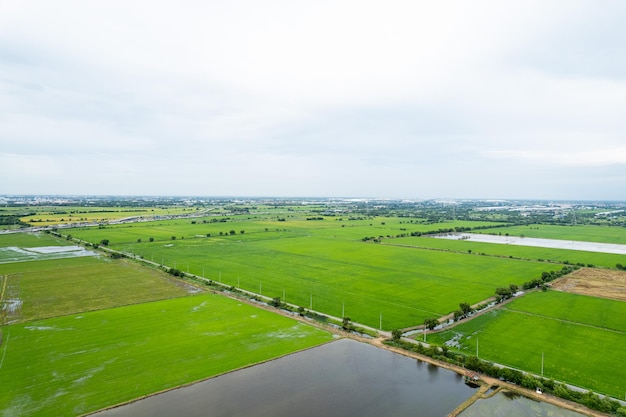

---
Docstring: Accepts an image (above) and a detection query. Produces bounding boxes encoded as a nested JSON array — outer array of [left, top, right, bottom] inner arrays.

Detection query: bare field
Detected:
[[552, 268, 626, 301]]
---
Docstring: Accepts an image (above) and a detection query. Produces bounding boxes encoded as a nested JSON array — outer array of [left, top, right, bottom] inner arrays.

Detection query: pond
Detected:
[[459, 390, 588, 417], [90, 338, 475, 417]]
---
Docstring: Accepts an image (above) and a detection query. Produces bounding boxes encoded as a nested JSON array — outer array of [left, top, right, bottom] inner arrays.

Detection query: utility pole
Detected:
[[379, 312, 382, 330], [310, 293, 312, 310], [476, 338, 479, 358], [541, 352, 544, 377]]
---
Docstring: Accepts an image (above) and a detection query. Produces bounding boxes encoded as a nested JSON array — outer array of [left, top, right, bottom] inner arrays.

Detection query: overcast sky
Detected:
[[1, 1, 625, 200]]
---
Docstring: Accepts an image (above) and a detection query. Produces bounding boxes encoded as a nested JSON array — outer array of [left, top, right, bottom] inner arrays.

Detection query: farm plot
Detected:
[[552, 268, 626, 301], [0, 232, 70, 248], [0, 256, 196, 323], [0, 294, 333, 417], [110, 234, 557, 330], [474, 224, 626, 245], [428, 291, 626, 398], [396, 235, 626, 268]]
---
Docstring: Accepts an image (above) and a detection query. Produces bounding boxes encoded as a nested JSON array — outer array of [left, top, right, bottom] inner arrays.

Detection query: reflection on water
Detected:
[[459, 391, 588, 417], [90, 339, 475, 417]]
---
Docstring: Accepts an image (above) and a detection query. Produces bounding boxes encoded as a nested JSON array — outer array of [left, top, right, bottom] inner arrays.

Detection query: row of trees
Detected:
[[385, 338, 625, 416], [521, 266, 578, 290]]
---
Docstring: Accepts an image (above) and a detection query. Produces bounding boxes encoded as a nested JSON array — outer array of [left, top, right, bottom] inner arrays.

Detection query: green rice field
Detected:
[[0, 256, 196, 323], [428, 291, 626, 398], [0, 294, 333, 417], [394, 235, 626, 268], [65, 218, 559, 329], [475, 224, 626, 245]]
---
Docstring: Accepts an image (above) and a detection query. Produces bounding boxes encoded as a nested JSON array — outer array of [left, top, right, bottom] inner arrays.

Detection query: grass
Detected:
[[476, 224, 626, 245], [0, 256, 195, 322], [428, 291, 626, 398], [503, 290, 626, 333], [0, 232, 71, 252], [394, 235, 626, 268], [0, 294, 333, 417], [62, 218, 563, 330], [120, 235, 552, 329]]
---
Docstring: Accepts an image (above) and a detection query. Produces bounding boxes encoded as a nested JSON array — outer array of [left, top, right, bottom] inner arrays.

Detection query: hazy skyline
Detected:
[[1, 1, 625, 200]]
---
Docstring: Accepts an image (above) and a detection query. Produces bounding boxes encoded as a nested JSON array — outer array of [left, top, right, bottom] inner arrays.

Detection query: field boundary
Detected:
[[503, 306, 626, 335]]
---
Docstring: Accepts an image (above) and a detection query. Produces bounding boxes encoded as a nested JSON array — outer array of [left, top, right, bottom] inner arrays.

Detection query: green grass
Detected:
[[478, 224, 626, 245], [393, 236, 626, 268], [123, 235, 552, 329], [0, 232, 71, 251], [0, 256, 195, 322], [0, 294, 333, 417], [62, 219, 562, 330], [428, 291, 626, 398], [503, 291, 626, 333]]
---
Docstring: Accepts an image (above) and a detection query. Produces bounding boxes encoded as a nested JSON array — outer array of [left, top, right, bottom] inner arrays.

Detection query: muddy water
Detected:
[[459, 391, 587, 417], [90, 338, 475, 417]]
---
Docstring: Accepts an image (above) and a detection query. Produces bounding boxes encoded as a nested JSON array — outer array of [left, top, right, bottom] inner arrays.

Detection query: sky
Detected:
[[1, 1, 625, 200]]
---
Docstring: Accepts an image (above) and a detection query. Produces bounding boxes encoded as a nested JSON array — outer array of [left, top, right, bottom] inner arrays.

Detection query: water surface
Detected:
[[432, 233, 626, 255], [459, 391, 588, 417], [90, 338, 475, 417]]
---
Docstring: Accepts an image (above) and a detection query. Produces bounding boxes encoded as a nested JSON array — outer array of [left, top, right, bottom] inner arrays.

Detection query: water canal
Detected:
[[90, 338, 475, 417]]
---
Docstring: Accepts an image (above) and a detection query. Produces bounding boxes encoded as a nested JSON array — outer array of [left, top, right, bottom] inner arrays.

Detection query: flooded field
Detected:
[[0, 245, 96, 264], [459, 391, 587, 417], [433, 233, 626, 255], [90, 338, 475, 417]]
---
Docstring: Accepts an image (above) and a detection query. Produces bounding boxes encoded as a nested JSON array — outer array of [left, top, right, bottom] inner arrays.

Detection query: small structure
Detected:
[[463, 371, 480, 386], [536, 387, 543, 395]]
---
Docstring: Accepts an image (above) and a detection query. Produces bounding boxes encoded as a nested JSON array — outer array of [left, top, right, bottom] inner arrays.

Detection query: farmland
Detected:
[[65, 216, 557, 329], [428, 290, 626, 398], [394, 235, 626, 269], [0, 229, 333, 417], [474, 224, 626, 245], [0, 294, 332, 417], [2, 197, 626, 414], [0, 256, 196, 322]]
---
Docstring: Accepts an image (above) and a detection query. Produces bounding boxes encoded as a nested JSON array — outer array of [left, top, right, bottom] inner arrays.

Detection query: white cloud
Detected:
[[1, 0, 625, 199]]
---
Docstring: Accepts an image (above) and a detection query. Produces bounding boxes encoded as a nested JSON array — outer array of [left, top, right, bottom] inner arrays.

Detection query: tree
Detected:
[[495, 287, 512, 303], [270, 297, 282, 307], [171, 236, 176, 240], [137, 238, 141, 243], [100, 239, 109, 246], [424, 317, 439, 330], [453, 310, 464, 321], [149, 237, 154, 242], [342, 316, 353, 331], [460, 302, 472, 316], [229, 230, 236, 235], [391, 329, 402, 341]]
